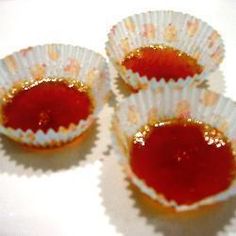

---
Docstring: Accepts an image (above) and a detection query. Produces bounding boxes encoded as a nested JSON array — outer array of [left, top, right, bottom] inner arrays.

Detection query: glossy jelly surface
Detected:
[[130, 119, 235, 205], [122, 45, 203, 81], [2, 79, 93, 132]]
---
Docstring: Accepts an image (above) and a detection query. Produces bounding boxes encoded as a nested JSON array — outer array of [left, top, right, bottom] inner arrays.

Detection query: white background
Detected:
[[0, 0, 235, 235]]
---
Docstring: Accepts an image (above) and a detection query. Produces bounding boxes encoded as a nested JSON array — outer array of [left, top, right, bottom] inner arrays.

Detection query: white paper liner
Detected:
[[0, 44, 110, 147], [112, 85, 236, 211], [106, 10, 224, 90]]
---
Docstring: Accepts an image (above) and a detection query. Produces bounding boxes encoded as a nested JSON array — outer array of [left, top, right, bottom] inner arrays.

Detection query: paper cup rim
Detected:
[[3, 43, 107, 64], [0, 43, 110, 147], [111, 86, 236, 211], [106, 10, 225, 90]]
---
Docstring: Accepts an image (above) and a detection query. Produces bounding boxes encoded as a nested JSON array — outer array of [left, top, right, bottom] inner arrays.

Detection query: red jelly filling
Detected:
[[2, 80, 93, 132], [122, 45, 203, 81], [130, 119, 235, 205]]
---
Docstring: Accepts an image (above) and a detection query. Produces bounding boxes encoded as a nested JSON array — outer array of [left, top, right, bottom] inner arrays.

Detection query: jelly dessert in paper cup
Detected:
[[106, 11, 224, 91], [0, 44, 110, 147], [112, 85, 236, 211]]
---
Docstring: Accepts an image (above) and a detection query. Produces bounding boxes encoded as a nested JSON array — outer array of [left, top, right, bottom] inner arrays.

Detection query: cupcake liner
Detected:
[[0, 44, 110, 147], [112, 85, 236, 211], [106, 11, 224, 91]]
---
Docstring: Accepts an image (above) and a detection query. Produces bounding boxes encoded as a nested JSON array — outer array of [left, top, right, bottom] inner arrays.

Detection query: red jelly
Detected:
[[122, 45, 203, 81], [130, 119, 236, 205], [2, 79, 93, 132]]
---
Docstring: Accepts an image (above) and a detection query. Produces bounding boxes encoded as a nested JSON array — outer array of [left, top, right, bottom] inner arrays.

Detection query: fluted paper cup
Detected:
[[112, 85, 236, 211], [106, 11, 224, 91], [0, 44, 110, 147]]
